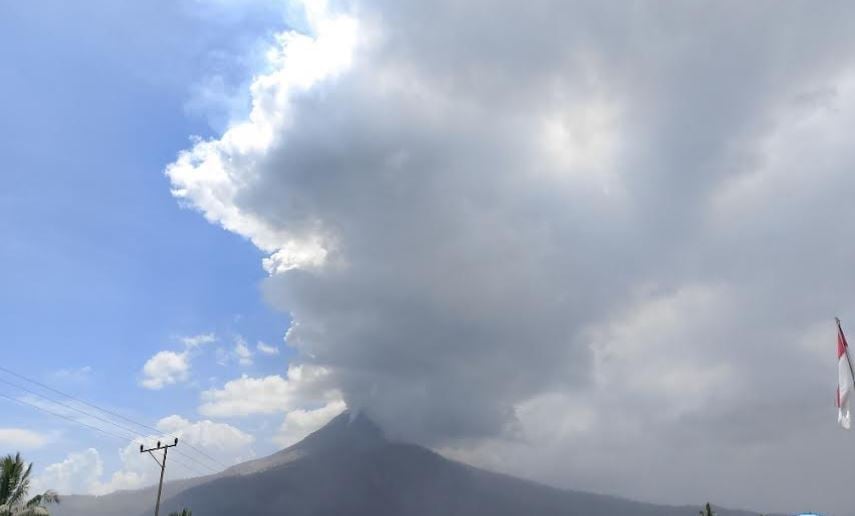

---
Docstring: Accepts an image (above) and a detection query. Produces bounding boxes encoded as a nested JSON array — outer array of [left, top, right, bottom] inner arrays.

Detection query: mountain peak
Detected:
[[296, 410, 387, 452], [219, 410, 386, 477]]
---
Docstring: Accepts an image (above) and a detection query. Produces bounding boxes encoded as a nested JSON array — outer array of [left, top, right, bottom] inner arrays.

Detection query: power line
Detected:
[[0, 378, 219, 475], [0, 376, 149, 439], [0, 391, 135, 442], [0, 365, 228, 469], [0, 365, 228, 471], [0, 390, 211, 478]]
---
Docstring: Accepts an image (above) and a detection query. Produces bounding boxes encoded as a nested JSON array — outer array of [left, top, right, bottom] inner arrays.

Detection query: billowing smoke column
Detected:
[[168, 8, 855, 511]]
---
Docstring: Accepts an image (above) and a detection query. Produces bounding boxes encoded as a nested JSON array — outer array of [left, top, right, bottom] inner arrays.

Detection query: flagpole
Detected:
[[836, 317, 855, 384]]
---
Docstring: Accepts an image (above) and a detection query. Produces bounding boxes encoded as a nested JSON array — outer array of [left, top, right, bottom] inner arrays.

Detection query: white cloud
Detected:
[[166, 0, 358, 263], [234, 336, 253, 366], [103, 415, 255, 493], [31, 448, 104, 496], [140, 350, 190, 390], [155, 415, 255, 451], [181, 333, 217, 348], [51, 366, 93, 383], [38, 416, 256, 495], [199, 364, 334, 417], [256, 341, 280, 355], [139, 333, 218, 389], [200, 375, 291, 416], [215, 346, 230, 366], [273, 399, 346, 447], [0, 428, 49, 450], [214, 336, 262, 366]]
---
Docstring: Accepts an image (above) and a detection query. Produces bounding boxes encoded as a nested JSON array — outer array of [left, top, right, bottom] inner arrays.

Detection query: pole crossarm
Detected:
[[140, 438, 179, 454]]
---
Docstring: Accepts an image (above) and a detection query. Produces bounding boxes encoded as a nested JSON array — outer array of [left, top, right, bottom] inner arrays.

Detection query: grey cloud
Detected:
[[169, 1, 855, 513]]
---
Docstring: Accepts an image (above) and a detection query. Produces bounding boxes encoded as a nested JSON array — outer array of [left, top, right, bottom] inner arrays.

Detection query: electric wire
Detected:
[[0, 378, 219, 475], [0, 365, 228, 469], [0, 365, 229, 472], [0, 390, 208, 477]]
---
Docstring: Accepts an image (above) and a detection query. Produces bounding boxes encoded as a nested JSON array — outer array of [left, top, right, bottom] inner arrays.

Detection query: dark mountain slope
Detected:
[[55, 412, 768, 516]]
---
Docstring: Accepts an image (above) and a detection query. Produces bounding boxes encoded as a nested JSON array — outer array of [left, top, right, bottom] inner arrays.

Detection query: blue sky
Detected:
[[0, 0, 304, 489]]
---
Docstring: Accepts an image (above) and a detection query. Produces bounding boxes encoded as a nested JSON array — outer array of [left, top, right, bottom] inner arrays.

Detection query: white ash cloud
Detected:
[[167, 1, 855, 513]]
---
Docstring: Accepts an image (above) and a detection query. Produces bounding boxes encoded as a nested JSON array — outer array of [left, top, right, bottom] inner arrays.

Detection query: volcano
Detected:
[[54, 412, 767, 516]]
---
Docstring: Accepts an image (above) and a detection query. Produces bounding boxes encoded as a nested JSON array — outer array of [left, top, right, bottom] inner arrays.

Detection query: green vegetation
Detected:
[[0, 453, 59, 516], [168, 509, 192, 516], [699, 502, 715, 516]]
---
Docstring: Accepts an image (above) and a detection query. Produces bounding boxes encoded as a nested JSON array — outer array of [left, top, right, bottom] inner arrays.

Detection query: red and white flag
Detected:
[[838, 318, 853, 430]]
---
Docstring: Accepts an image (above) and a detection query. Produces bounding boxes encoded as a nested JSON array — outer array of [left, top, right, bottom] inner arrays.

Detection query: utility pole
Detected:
[[140, 437, 178, 516]]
